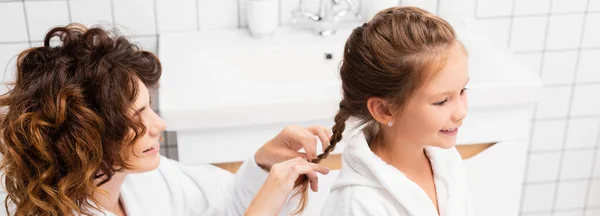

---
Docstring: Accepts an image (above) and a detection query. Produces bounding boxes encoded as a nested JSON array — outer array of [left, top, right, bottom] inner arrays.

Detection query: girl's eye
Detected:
[[433, 99, 448, 106]]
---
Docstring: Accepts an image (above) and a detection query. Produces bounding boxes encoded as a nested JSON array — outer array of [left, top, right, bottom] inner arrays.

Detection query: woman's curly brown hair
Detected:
[[0, 23, 162, 215]]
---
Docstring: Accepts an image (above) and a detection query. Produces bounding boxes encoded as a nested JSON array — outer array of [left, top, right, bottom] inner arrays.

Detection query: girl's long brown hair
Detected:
[[292, 6, 460, 213], [0, 23, 161, 216]]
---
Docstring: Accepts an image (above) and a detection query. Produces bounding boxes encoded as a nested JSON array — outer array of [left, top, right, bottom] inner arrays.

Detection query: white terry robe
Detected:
[[0, 156, 270, 216], [320, 123, 474, 216]]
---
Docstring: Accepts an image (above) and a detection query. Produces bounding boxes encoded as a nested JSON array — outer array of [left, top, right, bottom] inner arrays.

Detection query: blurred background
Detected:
[[0, 0, 598, 215]]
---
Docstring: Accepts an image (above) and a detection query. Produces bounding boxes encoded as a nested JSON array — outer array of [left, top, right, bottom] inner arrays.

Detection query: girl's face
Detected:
[[124, 79, 166, 173], [393, 46, 469, 149]]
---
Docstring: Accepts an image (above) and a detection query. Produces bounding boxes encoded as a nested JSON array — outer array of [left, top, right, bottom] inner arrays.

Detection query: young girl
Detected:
[[0, 24, 330, 216], [296, 6, 473, 215]]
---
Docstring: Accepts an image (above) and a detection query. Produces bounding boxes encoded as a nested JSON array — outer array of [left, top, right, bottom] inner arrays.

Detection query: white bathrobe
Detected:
[[320, 123, 474, 216], [0, 156, 269, 216]]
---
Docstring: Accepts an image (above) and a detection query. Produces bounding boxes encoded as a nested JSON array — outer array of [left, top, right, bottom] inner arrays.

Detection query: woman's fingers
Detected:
[[247, 156, 330, 216], [284, 125, 318, 161], [306, 125, 331, 155], [285, 159, 330, 192], [306, 170, 319, 192], [311, 163, 330, 175]]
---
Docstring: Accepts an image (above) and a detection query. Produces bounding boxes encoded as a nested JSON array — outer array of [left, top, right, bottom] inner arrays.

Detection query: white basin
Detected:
[[158, 24, 540, 132], [159, 27, 348, 130], [158, 23, 541, 216]]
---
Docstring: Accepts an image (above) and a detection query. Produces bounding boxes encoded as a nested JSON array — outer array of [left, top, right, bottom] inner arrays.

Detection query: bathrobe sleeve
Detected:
[[0, 156, 269, 216], [163, 155, 269, 216]]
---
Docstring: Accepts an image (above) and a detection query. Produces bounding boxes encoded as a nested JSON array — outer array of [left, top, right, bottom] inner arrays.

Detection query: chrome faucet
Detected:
[[291, 0, 361, 36]]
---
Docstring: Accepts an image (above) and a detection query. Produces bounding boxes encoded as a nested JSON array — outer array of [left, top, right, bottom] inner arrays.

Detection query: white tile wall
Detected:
[[531, 119, 567, 151], [197, 0, 239, 31], [510, 16, 548, 52], [113, 0, 156, 35], [551, 0, 589, 14], [402, 0, 438, 14], [514, 0, 551, 16], [554, 211, 585, 216], [588, 180, 600, 208], [0, 2, 28, 42], [239, 0, 249, 28], [570, 84, 600, 117], [585, 209, 600, 216], [526, 152, 562, 182], [130, 36, 159, 54], [565, 117, 600, 149], [522, 213, 552, 216], [503, 0, 600, 212], [0, 43, 29, 95], [582, 13, 600, 48], [472, 18, 511, 48], [541, 51, 578, 85], [545, 14, 585, 50], [30, 40, 43, 48], [69, 0, 112, 28], [577, 49, 600, 84], [522, 183, 557, 212], [559, 149, 595, 180], [156, 0, 197, 33], [595, 148, 600, 178], [25, 1, 70, 42], [476, 0, 513, 18], [555, 180, 590, 210], [437, 0, 476, 24], [536, 86, 573, 119], [515, 53, 544, 74], [590, 0, 600, 11]]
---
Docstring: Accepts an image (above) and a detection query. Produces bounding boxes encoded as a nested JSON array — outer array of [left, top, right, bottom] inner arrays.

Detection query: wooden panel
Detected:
[[212, 154, 343, 174], [456, 142, 496, 159]]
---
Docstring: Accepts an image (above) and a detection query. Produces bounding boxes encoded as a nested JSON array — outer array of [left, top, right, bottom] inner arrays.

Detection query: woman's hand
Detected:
[[245, 157, 330, 216], [254, 125, 331, 171]]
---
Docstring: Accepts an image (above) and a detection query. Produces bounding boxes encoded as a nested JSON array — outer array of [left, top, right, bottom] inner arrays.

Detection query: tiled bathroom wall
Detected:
[[0, 0, 598, 215], [468, 0, 600, 215]]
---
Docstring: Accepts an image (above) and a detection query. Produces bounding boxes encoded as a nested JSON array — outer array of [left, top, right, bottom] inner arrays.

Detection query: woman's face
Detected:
[[124, 79, 166, 173]]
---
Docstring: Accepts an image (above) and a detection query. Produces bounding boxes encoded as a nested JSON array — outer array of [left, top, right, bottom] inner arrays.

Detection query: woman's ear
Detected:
[[367, 97, 394, 125]]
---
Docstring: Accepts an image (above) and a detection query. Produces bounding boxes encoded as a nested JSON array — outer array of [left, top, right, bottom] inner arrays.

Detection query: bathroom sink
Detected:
[[159, 42, 343, 110], [159, 27, 349, 131], [158, 24, 540, 132], [158, 24, 541, 216], [158, 22, 541, 161]]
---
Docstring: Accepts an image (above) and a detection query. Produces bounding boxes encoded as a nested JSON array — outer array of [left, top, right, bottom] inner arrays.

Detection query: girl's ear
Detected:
[[367, 97, 394, 125]]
